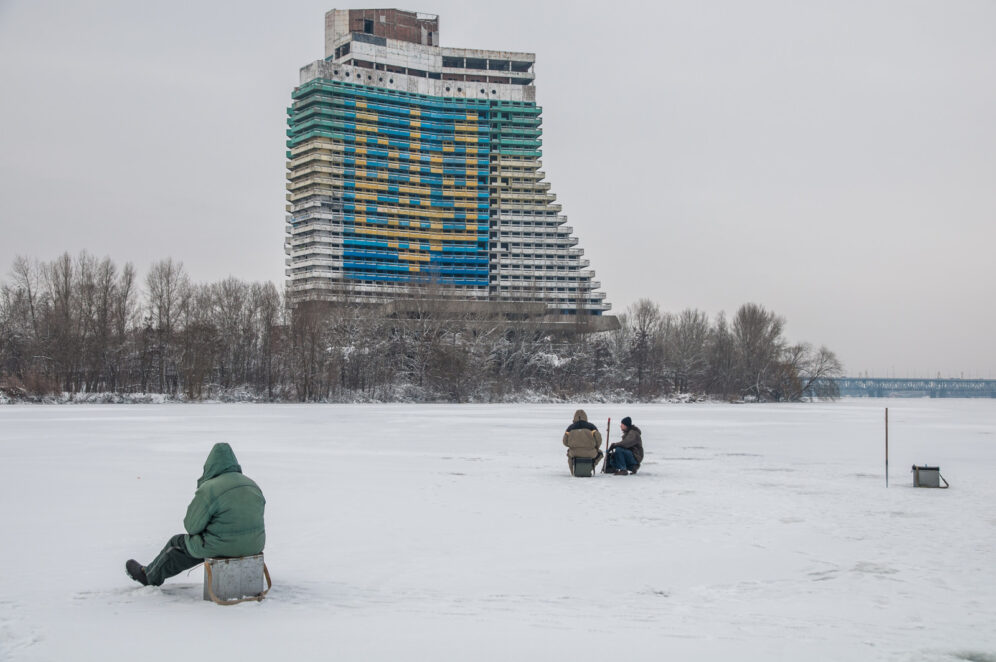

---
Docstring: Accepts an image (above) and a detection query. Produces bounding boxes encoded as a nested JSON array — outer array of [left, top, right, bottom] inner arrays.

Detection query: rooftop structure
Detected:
[[286, 9, 614, 328]]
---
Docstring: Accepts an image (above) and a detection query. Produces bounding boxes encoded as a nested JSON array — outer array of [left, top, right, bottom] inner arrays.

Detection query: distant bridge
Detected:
[[826, 378, 996, 398]]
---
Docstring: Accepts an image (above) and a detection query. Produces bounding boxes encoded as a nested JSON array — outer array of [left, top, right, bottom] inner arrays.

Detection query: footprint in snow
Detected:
[[954, 652, 996, 662], [851, 562, 898, 576], [808, 569, 838, 582]]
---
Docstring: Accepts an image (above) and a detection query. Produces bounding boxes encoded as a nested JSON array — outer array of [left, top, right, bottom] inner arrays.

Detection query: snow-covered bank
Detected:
[[0, 387, 709, 405], [0, 389, 257, 405], [1, 400, 994, 661]]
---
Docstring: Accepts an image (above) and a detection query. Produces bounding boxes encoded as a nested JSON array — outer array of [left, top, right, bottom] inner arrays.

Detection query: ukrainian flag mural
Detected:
[[287, 81, 491, 289]]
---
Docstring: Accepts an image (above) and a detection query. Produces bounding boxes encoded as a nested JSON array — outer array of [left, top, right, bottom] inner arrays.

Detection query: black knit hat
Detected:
[[621, 416, 632, 428]]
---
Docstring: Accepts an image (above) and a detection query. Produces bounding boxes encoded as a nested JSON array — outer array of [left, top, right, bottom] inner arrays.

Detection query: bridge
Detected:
[[826, 378, 996, 398]]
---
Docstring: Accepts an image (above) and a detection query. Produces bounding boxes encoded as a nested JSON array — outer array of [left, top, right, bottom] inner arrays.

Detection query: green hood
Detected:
[[197, 442, 242, 488], [184, 442, 265, 558]]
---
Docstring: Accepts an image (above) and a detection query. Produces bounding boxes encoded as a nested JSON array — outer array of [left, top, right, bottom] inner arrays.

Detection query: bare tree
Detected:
[[624, 298, 666, 399], [10, 256, 43, 341], [704, 312, 736, 398], [666, 308, 711, 393], [775, 343, 843, 401], [177, 283, 218, 399], [210, 277, 254, 389], [2, 257, 48, 390], [289, 300, 327, 401], [732, 303, 785, 401], [252, 282, 284, 400], [146, 259, 190, 394], [395, 283, 451, 394], [82, 256, 116, 392], [109, 262, 138, 392], [44, 253, 71, 390]]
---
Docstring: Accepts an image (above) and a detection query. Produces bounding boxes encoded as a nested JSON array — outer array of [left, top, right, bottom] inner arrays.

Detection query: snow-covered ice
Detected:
[[1, 399, 994, 661]]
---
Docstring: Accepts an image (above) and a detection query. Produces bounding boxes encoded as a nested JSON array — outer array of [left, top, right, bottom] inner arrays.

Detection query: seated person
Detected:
[[562, 409, 603, 475], [126, 442, 265, 586], [607, 416, 643, 475]]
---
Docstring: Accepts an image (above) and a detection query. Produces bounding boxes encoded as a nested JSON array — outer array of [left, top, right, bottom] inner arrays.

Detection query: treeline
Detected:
[[0, 252, 842, 403]]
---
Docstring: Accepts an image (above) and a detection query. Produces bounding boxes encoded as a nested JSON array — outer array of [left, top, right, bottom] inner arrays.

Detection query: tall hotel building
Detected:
[[286, 9, 613, 325]]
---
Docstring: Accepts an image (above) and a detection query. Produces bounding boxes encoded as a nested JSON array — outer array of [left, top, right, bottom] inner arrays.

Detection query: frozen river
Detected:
[[1, 399, 994, 661]]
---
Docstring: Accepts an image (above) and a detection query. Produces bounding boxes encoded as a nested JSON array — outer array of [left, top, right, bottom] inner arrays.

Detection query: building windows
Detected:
[[289, 21, 606, 314]]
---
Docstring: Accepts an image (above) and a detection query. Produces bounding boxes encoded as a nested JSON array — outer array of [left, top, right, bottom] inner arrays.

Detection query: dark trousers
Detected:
[[609, 448, 638, 472], [145, 533, 203, 586]]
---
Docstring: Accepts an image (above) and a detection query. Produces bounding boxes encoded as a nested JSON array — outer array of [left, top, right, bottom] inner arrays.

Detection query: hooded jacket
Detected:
[[562, 409, 603, 460], [183, 443, 266, 559], [616, 425, 644, 465]]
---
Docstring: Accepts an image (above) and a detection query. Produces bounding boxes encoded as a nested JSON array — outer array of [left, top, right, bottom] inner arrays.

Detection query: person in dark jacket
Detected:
[[607, 416, 643, 475], [562, 409, 603, 475], [126, 442, 266, 586]]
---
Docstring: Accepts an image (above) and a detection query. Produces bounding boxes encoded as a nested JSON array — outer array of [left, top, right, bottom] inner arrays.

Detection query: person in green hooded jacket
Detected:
[[126, 442, 266, 587]]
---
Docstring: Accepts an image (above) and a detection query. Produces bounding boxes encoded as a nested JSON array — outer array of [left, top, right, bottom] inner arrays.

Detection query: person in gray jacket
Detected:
[[607, 416, 643, 475]]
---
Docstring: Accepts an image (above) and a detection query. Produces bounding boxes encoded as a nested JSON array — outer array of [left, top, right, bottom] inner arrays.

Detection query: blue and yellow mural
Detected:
[[287, 81, 491, 287]]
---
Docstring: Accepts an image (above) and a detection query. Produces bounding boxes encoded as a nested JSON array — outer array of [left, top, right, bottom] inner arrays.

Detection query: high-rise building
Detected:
[[286, 9, 613, 326]]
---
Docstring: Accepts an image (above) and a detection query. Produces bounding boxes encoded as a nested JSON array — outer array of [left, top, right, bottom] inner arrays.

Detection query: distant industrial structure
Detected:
[[831, 378, 996, 398], [285, 9, 615, 330]]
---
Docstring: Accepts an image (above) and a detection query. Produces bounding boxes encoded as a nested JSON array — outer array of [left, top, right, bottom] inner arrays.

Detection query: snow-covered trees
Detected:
[[607, 302, 843, 401], [0, 253, 141, 395], [0, 254, 842, 402], [666, 309, 711, 393]]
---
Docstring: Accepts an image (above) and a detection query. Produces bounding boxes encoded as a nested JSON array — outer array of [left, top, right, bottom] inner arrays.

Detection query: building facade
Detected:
[[286, 9, 611, 320]]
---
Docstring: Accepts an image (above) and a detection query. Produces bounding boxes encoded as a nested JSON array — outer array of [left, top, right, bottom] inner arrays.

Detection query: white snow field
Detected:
[[1, 399, 995, 661]]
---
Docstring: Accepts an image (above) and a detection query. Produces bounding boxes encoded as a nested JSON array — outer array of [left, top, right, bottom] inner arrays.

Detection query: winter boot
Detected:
[[126, 559, 149, 586]]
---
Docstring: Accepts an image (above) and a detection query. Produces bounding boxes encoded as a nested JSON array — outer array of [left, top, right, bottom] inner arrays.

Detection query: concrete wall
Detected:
[[301, 59, 536, 103], [325, 8, 438, 57]]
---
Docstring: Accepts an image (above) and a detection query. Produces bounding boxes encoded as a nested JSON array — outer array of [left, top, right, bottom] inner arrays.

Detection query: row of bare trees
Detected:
[[0, 253, 842, 402], [615, 299, 842, 401]]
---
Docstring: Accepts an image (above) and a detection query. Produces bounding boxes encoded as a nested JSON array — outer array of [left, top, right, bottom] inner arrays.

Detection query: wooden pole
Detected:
[[601, 418, 611, 473], [885, 407, 889, 488]]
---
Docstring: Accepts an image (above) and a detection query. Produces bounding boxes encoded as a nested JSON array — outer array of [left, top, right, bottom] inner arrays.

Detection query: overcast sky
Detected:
[[1, 0, 994, 378]]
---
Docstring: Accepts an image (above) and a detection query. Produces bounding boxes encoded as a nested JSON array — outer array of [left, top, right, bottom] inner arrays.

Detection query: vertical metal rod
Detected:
[[885, 407, 889, 488]]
